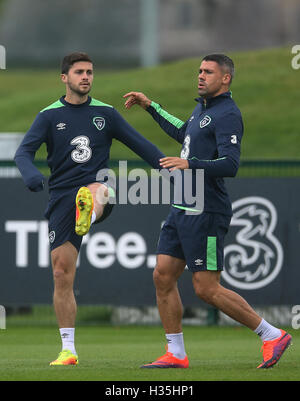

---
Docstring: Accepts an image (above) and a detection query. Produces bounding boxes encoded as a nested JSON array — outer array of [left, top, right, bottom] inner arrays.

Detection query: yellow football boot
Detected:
[[75, 186, 94, 236], [50, 350, 78, 366]]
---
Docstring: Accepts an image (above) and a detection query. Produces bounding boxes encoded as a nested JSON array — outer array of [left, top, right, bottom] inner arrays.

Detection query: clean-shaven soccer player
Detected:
[[124, 54, 292, 369], [14, 52, 165, 366]]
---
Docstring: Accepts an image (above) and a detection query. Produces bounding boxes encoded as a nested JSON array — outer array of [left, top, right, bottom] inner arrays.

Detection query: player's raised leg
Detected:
[[50, 241, 78, 366], [141, 255, 189, 368], [75, 183, 109, 236]]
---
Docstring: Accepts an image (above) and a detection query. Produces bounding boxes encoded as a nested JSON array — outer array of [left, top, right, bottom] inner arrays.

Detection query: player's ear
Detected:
[[61, 73, 67, 84], [222, 73, 231, 85]]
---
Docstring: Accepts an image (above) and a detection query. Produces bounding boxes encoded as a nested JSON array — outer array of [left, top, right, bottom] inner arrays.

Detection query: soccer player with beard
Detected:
[[124, 54, 292, 370], [15, 52, 165, 365]]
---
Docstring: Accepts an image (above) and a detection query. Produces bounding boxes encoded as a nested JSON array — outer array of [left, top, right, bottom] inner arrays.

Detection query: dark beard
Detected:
[[68, 82, 91, 97]]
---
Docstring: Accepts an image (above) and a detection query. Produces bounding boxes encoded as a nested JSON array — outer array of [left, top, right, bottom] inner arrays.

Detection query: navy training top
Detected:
[[15, 96, 165, 193], [146, 91, 244, 216]]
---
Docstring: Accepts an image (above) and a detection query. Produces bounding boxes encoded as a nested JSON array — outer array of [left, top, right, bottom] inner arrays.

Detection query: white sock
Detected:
[[59, 328, 77, 355], [165, 333, 186, 359], [91, 210, 96, 224], [254, 319, 282, 342]]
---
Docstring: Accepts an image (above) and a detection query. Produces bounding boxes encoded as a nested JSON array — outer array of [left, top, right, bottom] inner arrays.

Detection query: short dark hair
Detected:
[[61, 52, 93, 74], [202, 54, 234, 83]]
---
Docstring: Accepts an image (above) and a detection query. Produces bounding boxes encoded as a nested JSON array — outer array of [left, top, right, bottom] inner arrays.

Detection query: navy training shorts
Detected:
[[45, 185, 114, 253], [157, 206, 231, 272]]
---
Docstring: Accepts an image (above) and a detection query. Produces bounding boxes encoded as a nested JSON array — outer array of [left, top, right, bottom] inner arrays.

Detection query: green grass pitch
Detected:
[[0, 325, 298, 381], [1, 47, 299, 160]]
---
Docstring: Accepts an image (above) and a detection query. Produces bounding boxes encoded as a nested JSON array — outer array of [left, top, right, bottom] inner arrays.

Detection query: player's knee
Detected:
[[153, 267, 175, 294], [193, 282, 216, 305], [53, 268, 66, 281], [52, 256, 72, 283]]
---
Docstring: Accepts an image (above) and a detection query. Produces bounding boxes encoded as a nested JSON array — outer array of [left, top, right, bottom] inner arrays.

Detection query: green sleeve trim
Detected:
[[188, 156, 227, 163], [40, 100, 65, 112], [172, 204, 202, 213], [150, 101, 185, 129], [207, 236, 217, 271], [90, 98, 113, 108]]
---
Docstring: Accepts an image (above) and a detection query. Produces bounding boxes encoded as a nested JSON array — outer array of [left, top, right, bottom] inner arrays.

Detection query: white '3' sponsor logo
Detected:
[[70, 135, 92, 163], [223, 196, 283, 290]]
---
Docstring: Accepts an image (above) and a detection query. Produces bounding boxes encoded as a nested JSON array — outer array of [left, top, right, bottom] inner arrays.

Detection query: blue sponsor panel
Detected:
[[224, 177, 300, 305], [0, 178, 299, 306]]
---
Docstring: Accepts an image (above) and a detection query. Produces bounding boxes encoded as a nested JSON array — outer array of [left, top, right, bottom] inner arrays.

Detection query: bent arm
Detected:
[[159, 112, 243, 178], [146, 101, 188, 144], [159, 155, 238, 177], [14, 113, 48, 191], [124, 91, 187, 144], [188, 156, 238, 177]]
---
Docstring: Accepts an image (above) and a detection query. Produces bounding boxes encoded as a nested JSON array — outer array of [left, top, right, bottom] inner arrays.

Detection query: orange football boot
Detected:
[[257, 329, 292, 369], [141, 347, 189, 368]]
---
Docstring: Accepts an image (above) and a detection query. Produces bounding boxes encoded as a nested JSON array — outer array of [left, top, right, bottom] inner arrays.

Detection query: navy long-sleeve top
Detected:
[[146, 91, 244, 215], [15, 96, 165, 194]]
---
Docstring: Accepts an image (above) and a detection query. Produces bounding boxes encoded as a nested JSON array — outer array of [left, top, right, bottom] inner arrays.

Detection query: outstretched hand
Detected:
[[123, 91, 151, 110]]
